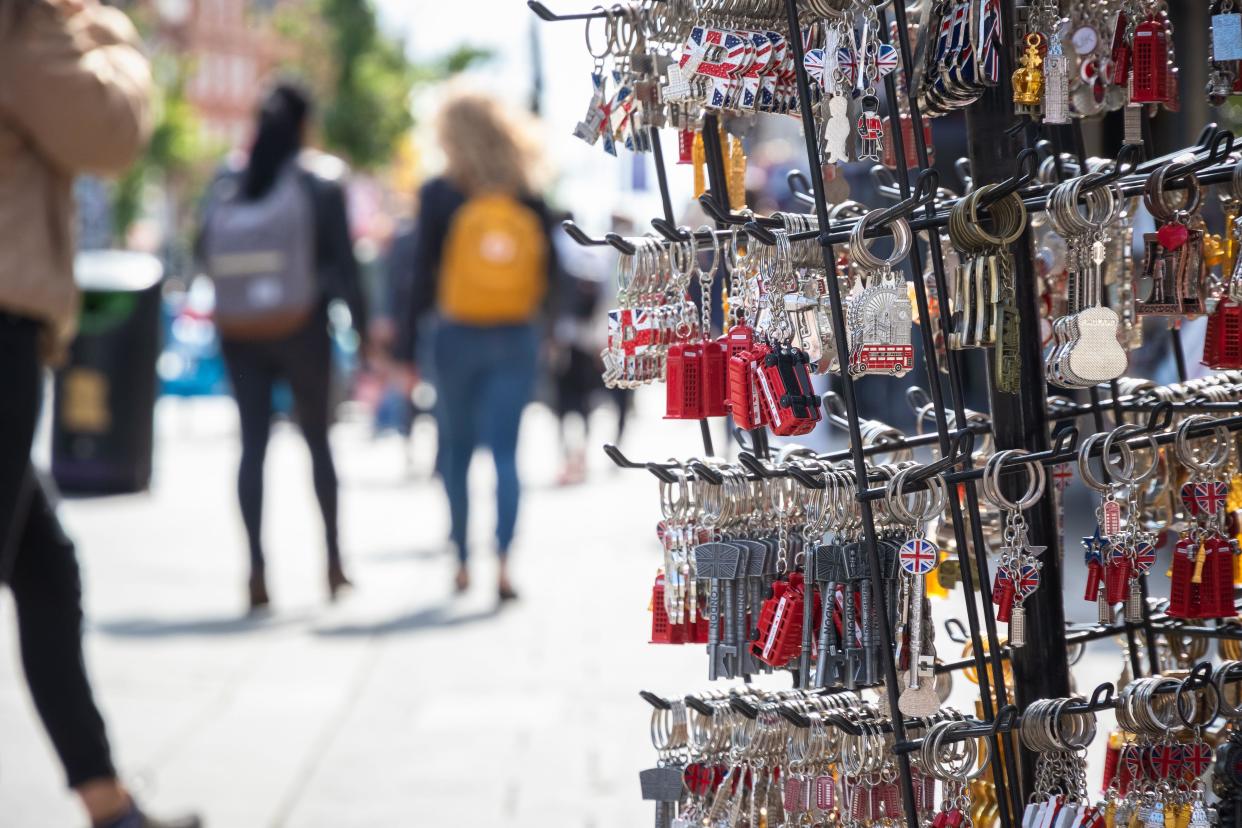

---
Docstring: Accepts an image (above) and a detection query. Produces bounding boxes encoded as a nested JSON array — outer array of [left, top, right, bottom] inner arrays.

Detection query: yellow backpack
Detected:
[[437, 194, 549, 324]]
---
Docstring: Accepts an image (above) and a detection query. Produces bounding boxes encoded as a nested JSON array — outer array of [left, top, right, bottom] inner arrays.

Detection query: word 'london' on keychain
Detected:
[[981, 449, 1047, 648]]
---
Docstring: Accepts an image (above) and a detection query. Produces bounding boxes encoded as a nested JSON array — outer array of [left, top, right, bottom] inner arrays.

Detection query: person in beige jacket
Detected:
[[0, 2, 199, 826]]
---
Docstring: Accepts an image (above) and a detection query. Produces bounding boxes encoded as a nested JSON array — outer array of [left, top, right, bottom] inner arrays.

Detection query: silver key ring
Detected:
[[982, 449, 1047, 513], [849, 210, 912, 272], [1077, 431, 1133, 494], [1174, 414, 1230, 474]]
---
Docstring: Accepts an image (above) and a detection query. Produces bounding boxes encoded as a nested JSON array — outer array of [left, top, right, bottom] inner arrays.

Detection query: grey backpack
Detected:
[[204, 165, 317, 338]]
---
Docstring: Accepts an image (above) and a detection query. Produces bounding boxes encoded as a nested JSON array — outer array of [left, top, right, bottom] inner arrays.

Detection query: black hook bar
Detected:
[[700, 193, 781, 228], [744, 220, 777, 245], [1164, 130, 1234, 181], [1080, 144, 1143, 193], [779, 706, 812, 728], [863, 169, 939, 228], [1086, 682, 1115, 711], [1051, 426, 1079, 456], [640, 690, 672, 710], [976, 149, 1038, 208], [1144, 401, 1174, 433], [730, 697, 759, 720], [527, 0, 611, 20], [944, 618, 969, 645], [650, 218, 689, 242], [687, 459, 724, 486], [787, 170, 817, 206], [562, 219, 637, 254], [685, 696, 716, 717]]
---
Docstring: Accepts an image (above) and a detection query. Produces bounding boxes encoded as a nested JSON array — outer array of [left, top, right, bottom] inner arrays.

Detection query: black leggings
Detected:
[[220, 315, 340, 573], [0, 313, 115, 788]]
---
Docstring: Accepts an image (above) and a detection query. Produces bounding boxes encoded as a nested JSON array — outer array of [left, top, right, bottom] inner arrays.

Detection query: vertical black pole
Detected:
[[962, 0, 1070, 796], [878, 8, 1020, 826], [780, 3, 919, 826]]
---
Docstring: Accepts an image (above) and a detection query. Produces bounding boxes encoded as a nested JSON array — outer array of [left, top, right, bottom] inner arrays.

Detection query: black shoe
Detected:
[[248, 573, 270, 613], [94, 803, 202, 828], [498, 582, 519, 603], [327, 563, 352, 602]]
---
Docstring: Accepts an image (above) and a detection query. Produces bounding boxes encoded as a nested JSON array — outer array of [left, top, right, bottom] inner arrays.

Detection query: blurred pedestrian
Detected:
[[198, 82, 368, 611], [396, 92, 558, 601], [0, 2, 198, 826], [547, 219, 608, 485]]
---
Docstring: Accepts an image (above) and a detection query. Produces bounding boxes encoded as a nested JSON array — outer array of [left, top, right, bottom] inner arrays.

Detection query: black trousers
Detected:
[[220, 312, 340, 573], [0, 312, 115, 788]]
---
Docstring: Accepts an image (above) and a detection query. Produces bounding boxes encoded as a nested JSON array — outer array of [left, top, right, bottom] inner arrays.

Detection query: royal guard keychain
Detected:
[[981, 450, 1047, 648]]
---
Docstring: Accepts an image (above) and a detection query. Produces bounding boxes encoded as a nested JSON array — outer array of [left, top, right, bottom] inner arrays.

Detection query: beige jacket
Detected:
[[0, 0, 152, 357]]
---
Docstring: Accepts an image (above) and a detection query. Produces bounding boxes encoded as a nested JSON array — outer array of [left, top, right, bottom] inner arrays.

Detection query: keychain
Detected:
[[846, 210, 915, 377], [885, 464, 946, 716], [982, 450, 1048, 648]]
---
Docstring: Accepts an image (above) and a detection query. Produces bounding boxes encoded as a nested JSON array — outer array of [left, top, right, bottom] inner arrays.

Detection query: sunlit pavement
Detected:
[[2, 391, 1131, 827]]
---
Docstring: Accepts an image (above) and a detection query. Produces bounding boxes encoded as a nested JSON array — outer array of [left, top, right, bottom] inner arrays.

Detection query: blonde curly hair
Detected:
[[436, 91, 542, 198]]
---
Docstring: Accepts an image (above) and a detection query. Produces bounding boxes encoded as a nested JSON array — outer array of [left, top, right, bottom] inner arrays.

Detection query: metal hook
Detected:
[[1164, 130, 1234, 181], [976, 149, 1038, 208], [685, 696, 716, 716], [562, 219, 637, 254], [640, 690, 672, 710], [1051, 425, 1079, 456], [1144, 401, 1174, 433], [787, 170, 817, 206], [1086, 681, 1115, 711], [944, 618, 969, 644], [527, 0, 612, 21]]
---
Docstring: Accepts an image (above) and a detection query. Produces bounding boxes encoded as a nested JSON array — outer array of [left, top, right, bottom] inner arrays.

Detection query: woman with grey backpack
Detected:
[[199, 83, 368, 612]]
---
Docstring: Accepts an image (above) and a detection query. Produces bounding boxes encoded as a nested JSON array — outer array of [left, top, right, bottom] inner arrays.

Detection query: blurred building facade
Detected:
[[155, 0, 287, 149]]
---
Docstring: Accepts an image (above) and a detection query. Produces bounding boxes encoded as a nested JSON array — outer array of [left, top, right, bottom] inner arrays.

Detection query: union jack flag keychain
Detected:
[[1170, 415, 1238, 619], [887, 465, 945, 717], [981, 449, 1048, 648]]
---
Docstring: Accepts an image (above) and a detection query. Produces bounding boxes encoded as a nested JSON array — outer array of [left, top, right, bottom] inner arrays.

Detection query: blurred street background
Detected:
[[0, 1, 1208, 826]]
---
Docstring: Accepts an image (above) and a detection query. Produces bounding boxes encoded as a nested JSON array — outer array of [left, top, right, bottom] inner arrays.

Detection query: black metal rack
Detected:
[[529, 3, 1242, 827]]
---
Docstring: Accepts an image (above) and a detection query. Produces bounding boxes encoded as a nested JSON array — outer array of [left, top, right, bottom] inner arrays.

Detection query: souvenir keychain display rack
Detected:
[[530, 1, 1242, 827]]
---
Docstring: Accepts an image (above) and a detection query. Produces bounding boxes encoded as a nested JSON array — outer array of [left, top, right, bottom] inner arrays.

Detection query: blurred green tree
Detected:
[[111, 54, 211, 245], [276, 0, 490, 170]]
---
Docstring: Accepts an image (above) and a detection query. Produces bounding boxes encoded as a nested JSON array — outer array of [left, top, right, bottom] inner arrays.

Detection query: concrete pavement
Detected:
[[1, 392, 1133, 826]]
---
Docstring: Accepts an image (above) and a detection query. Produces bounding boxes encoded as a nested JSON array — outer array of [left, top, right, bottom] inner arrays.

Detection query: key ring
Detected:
[[1077, 431, 1134, 494], [1174, 414, 1230, 474], [1144, 161, 1203, 222], [1102, 423, 1161, 485], [887, 463, 947, 528], [585, 5, 613, 60], [1175, 670, 1219, 731], [982, 449, 1047, 513], [1214, 660, 1242, 720], [849, 210, 912, 272]]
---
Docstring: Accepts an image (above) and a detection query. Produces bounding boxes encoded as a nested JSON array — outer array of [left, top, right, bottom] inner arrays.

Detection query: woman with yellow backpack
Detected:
[[397, 92, 558, 601]]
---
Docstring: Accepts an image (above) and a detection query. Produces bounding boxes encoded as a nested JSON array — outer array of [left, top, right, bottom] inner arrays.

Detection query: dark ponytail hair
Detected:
[[241, 82, 312, 200]]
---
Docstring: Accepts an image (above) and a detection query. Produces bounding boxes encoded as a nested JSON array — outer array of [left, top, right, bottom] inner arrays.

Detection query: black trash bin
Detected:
[[52, 251, 163, 494]]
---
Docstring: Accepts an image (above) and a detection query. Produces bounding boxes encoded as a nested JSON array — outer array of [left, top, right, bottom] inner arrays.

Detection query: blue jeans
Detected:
[[431, 321, 539, 562]]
